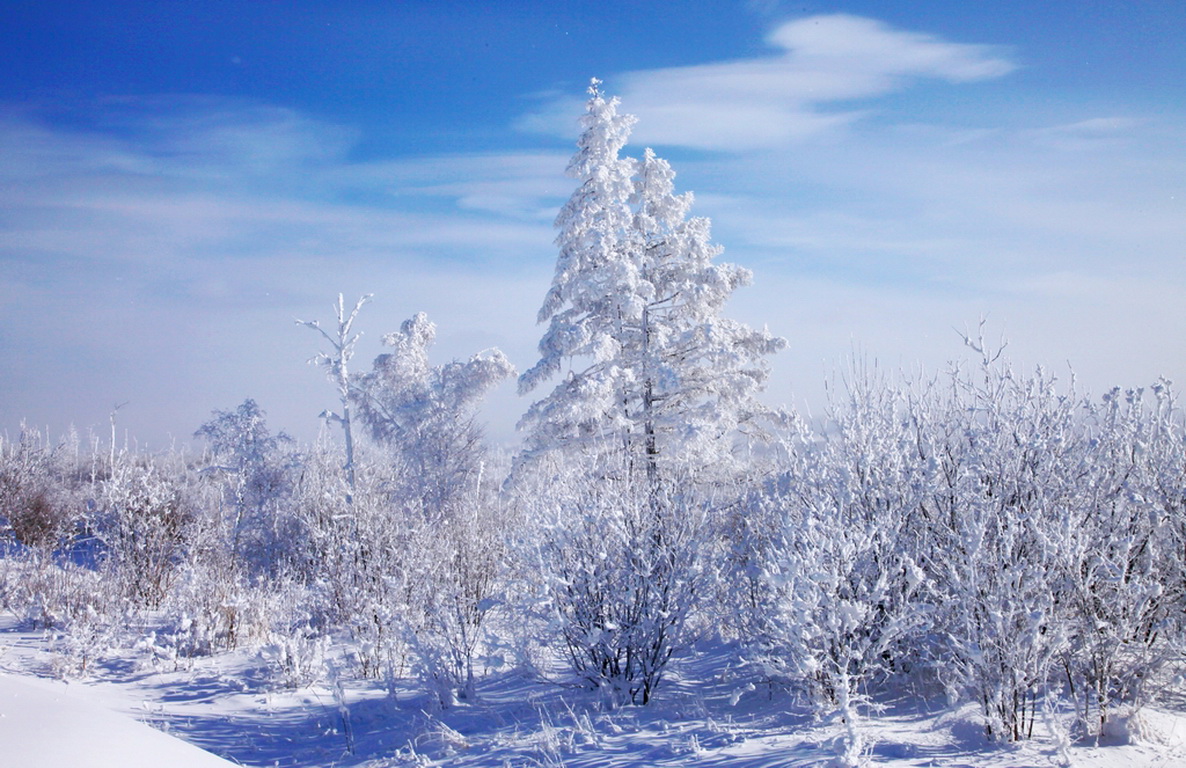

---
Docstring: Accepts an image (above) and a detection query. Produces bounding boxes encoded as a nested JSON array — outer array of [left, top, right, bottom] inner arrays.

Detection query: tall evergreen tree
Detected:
[[518, 80, 785, 479]]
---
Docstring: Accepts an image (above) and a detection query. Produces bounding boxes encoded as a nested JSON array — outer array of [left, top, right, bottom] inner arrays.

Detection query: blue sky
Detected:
[[2, 1, 1184, 448]]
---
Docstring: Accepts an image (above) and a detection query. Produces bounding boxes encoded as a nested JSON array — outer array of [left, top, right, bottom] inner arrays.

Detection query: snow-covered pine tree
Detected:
[[513, 80, 782, 705], [518, 79, 785, 481]]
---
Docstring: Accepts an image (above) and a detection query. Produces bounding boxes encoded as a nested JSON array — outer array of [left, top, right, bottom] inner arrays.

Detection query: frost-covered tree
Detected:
[[518, 80, 785, 482], [350, 311, 515, 706], [298, 293, 371, 503], [513, 81, 778, 705], [194, 399, 297, 573], [353, 311, 515, 516]]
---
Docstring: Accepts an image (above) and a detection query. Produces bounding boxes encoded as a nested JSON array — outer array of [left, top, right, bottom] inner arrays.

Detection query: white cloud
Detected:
[[765, 15, 1015, 82], [685, 106, 1186, 280], [520, 14, 1017, 151]]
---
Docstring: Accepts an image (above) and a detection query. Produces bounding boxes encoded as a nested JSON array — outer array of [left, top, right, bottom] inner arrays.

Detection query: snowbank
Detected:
[[0, 673, 238, 768]]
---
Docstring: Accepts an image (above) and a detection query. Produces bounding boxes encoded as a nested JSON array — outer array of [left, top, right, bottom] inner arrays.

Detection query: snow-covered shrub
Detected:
[[98, 459, 194, 608], [157, 561, 268, 659], [0, 547, 119, 675], [247, 580, 331, 688], [0, 426, 88, 554], [193, 398, 300, 576], [753, 365, 931, 764], [287, 447, 411, 680], [48, 600, 122, 678], [320, 448, 512, 706], [1058, 382, 1185, 738], [142, 469, 240, 657], [914, 338, 1086, 741], [517, 450, 710, 705], [736, 331, 1185, 744], [401, 495, 507, 706], [0, 550, 113, 634], [0, 429, 125, 671], [263, 618, 329, 689]]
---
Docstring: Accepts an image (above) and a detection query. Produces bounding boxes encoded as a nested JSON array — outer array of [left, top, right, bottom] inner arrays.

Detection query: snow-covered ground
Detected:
[[0, 673, 239, 768], [3, 615, 1184, 768]]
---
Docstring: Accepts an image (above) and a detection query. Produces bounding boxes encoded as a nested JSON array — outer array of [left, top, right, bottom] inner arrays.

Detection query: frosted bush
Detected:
[[99, 460, 193, 608], [516, 450, 710, 705], [263, 621, 329, 689]]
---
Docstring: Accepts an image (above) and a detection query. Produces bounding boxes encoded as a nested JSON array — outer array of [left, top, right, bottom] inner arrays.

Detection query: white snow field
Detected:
[[0, 673, 239, 768], [2, 616, 1184, 768]]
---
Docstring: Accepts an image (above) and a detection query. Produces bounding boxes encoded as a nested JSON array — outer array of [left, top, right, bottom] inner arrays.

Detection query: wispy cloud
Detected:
[[0, 102, 565, 272], [345, 152, 573, 220], [520, 14, 1017, 150], [1024, 116, 1145, 151], [0, 98, 564, 445]]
